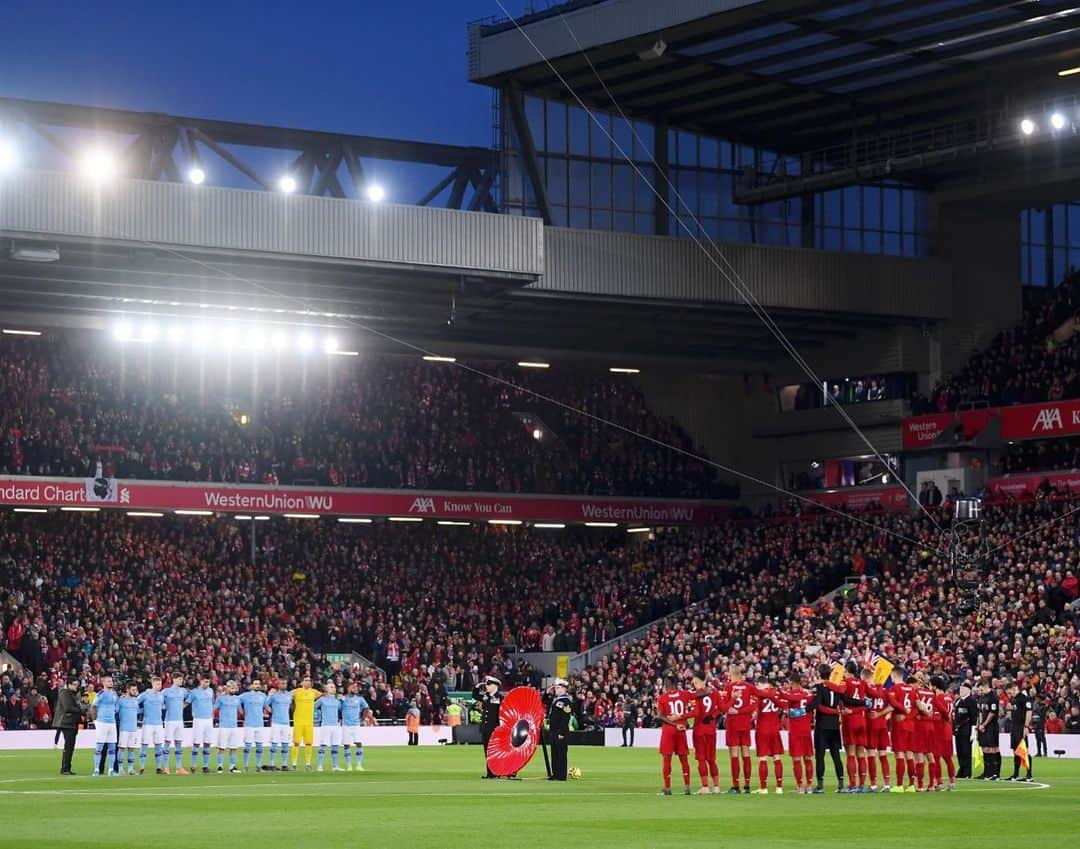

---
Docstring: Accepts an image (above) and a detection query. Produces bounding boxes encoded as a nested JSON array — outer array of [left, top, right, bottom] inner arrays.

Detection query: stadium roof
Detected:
[[472, 0, 1080, 157]]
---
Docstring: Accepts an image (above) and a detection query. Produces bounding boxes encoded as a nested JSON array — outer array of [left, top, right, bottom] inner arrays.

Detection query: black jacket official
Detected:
[[473, 676, 503, 779], [547, 679, 573, 781], [53, 680, 83, 775]]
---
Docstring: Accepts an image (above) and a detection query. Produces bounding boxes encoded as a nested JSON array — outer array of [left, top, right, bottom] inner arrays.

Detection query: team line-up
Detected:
[[84, 674, 369, 776], [653, 663, 1033, 795]]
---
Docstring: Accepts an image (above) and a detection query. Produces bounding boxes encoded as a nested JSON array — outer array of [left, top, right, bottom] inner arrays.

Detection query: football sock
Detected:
[[773, 759, 783, 788], [305, 746, 313, 766], [906, 757, 916, 785], [879, 754, 891, 785], [662, 754, 672, 790], [742, 755, 752, 787], [174, 744, 182, 769], [945, 757, 955, 783], [896, 756, 906, 786], [139, 745, 148, 770], [915, 761, 925, 790], [331, 746, 340, 770], [868, 755, 877, 786], [730, 756, 740, 787], [847, 755, 857, 787], [244, 743, 252, 770], [858, 756, 868, 786], [356, 746, 363, 767], [679, 755, 691, 786], [792, 758, 803, 789], [758, 760, 768, 790], [317, 746, 326, 770], [697, 759, 709, 785], [255, 743, 264, 769]]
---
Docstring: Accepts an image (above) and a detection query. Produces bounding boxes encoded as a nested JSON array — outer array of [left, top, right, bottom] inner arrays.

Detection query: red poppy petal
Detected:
[[484, 686, 546, 776]]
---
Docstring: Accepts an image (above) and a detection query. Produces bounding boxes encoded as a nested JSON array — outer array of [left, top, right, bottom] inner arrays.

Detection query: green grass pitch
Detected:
[[0, 746, 1075, 849]]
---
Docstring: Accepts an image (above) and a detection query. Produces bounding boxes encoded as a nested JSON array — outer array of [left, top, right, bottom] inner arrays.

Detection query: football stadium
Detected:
[[1, 1, 1079, 847]]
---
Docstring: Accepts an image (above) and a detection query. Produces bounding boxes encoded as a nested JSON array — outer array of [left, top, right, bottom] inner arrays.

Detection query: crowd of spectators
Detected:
[[998, 437, 1080, 477], [0, 336, 732, 499], [918, 269, 1080, 413], [566, 501, 1080, 732]]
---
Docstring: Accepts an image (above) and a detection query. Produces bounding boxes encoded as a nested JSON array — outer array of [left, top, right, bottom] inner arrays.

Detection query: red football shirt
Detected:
[[865, 683, 892, 730], [722, 682, 758, 731], [752, 687, 783, 734], [914, 686, 937, 724], [775, 687, 814, 736], [657, 689, 695, 727]]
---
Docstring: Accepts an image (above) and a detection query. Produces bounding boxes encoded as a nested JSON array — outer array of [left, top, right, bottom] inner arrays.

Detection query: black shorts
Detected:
[[1010, 733, 1028, 752], [978, 726, 999, 748]]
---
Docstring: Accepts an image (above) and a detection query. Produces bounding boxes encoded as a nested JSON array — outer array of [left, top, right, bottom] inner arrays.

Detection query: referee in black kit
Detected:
[[472, 675, 503, 779], [1006, 680, 1033, 782], [810, 664, 867, 794]]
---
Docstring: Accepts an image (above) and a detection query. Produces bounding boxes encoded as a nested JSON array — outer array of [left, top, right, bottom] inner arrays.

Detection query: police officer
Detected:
[[975, 680, 1000, 780], [472, 675, 502, 779], [1006, 680, 1033, 782], [953, 683, 976, 779], [547, 678, 574, 781]]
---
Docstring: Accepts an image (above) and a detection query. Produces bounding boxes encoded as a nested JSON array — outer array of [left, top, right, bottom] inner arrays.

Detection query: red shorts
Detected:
[[725, 727, 752, 749], [754, 730, 784, 757], [890, 722, 913, 753], [935, 728, 953, 759], [841, 717, 868, 749], [866, 726, 891, 751], [912, 722, 935, 754], [788, 733, 814, 758], [692, 728, 717, 762], [659, 725, 689, 757]]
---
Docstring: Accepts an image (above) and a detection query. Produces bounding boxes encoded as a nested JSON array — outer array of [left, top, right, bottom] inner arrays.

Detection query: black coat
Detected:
[[52, 688, 82, 730]]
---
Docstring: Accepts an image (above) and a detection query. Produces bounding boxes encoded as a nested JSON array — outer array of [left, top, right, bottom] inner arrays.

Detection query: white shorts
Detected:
[[316, 726, 343, 747], [164, 721, 185, 742], [142, 725, 165, 746], [191, 718, 216, 746], [343, 726, 364, 746], [218, 727, 243, 750], [270, 724, 291, 745], [119, 731, 141, 749], [95, 724, 118, 744], [243, 727, 267, 745]]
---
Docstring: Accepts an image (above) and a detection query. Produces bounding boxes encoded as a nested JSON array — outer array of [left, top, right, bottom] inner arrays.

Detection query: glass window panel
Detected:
[[1053, 247, 1067, 284], [570, 161, 590, 207], [634, 212, 653, 235], [738, 145, 756, 167], [843, 186, 861, 228], [633, 120, 654, 159], [546, 101, 566, 153], [823, 190, 842, 226], [844, 229, 861, 252], [699, 171, 719, 217], [678, 132, 697, 166], [719, 174, 738, 217], [590, 162, 612, 209], [863, 230, 882, 253], [1030, 245, 1047, 286], [702, 217, 720, 240], [570, 207, 589, 229], [570, 108, 590, 155], [613, 116, 633, 159], [1068, 204, 1080, 244], [545, 157, 567, 205], [721, 219, 741, 243], [634, 166, 656, 212], [788, 223, 801, 247], [863, 186, 881, 229], [882, 190, 900, 233], [525, 96, 544, 145], [591, 209, 612, 231], [591, 112, 612, 158], [1052, 205, 1067, 245], [613, 164, 634, 211], [901, 189, 915, 232], [1020, 243, 1029, 285], [883, 232, 901, 255], [1029, 209, 1046, 244], [614, 211, 633, 233], [823, 227, 842, 251], [902, 233, 915, 256], [700, 138, 719, 169], [550, 206, 567, 227], [675, 168, 698, 215]]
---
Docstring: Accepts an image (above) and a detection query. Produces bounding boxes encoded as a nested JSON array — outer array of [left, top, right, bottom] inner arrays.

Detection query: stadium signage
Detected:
[[1000, 398, 1080, 438], [0, 475, 731, 525], [901, 413, 955, 448], [801, 485, 909, 512]]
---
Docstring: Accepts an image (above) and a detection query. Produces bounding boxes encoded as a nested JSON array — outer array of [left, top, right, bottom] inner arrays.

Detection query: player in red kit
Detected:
[[826, 661, 870, 792], [748, 681, 785, 794], [886, 667, 918, 792], [912, 673, 937, 792], [863, 669, 894, 793], [930, 675, 957, 791], [776, 673, 815, 794], [722, 667, 757, 794], [691, 676, 726, 795], [655, 676, 693, 796]]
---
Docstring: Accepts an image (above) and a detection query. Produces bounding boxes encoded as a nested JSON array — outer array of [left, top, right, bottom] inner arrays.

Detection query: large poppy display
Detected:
[[485, 686, 545, 776]]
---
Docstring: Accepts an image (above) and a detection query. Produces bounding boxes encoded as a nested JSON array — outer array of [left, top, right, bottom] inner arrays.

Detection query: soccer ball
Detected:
[[568, 767, 582, 780]]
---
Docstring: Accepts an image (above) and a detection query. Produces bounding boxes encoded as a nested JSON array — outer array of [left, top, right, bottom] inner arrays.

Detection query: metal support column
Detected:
[[505, 82, 553, 225], [653, 118, 669, 236]]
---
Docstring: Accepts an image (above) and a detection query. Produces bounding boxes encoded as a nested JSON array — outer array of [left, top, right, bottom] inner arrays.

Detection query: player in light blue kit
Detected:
[[185, 675, 216, 773], [314, 682, 344, 773], [215, 680, 243, 773], [341, 680, 369, 772], [117, 683, 142, 776], [239, 679, 268, 772], [162, 676, 189, 773], [138, 676, 166, 774], [265, 683, 293, 771], [91, 674, 119, 776]]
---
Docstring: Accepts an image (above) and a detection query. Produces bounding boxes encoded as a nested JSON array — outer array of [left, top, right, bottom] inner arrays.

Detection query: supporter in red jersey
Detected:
[[690, 676, 726, 795], [776, 673, 815, 794], [722, 666, 758, 794], [930, 675, 957, 791], [748, 681, 785, 794], [912, 673, 938, 792], [885, 667, 918, 792], [826, 661, 870, 792], [863, 669, 894, 792], [655, 676, 694, 796]]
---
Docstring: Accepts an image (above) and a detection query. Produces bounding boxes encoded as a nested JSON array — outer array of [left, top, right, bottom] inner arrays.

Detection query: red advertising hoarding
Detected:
[[802, 486, 909, 512], [999, 399, 1080, 441], [985, 470, 1080, 499], [0, 476, 731, 525], [902, 413, 955, 449]]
